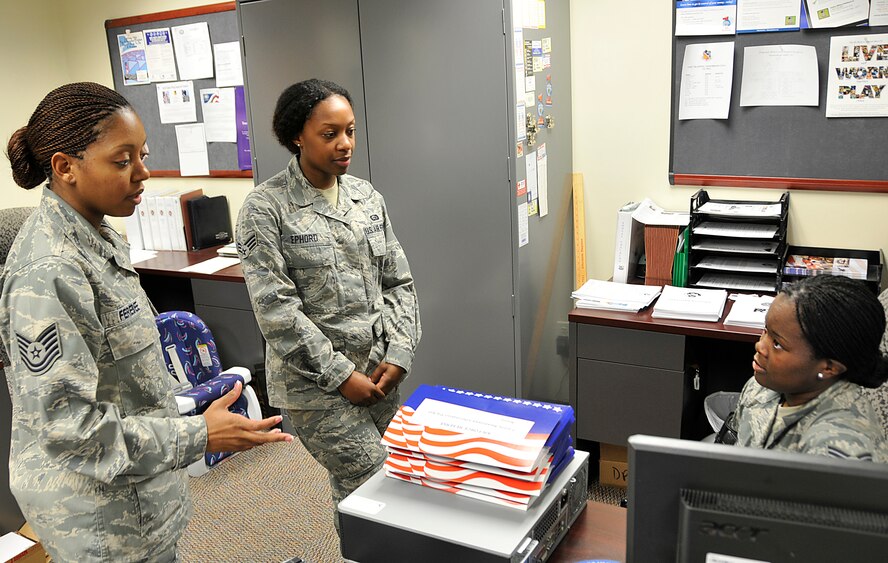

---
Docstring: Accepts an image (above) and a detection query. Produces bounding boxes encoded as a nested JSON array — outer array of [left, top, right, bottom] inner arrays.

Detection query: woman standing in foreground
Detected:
[[235, 79, 421, 532], [735, 274, 888, 462], [1, 82, 292, 562]]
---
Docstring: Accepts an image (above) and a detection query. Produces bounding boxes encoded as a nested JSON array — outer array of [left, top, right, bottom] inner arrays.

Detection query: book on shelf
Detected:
[[651, 285, 727, 322], [723, 293, 774, 329], [783, 255, 868, 280]]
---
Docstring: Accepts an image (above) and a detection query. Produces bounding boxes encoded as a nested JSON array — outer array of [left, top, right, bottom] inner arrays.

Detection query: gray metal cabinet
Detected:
[[571, 323, 688, 445], [237, 0, 573, 402]]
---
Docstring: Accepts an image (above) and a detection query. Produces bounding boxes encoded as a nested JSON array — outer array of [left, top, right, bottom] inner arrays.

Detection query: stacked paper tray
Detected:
[[381, 385, 575, 510]]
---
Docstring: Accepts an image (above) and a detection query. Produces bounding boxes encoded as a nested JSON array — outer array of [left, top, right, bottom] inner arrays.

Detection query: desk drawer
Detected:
[[576, 358, 684, 444], [192, 279, 253, 311], [575, 323, 684, 370]]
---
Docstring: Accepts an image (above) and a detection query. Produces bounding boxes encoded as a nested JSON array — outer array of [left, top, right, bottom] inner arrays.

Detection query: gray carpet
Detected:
[[179, 440, 624, 563], [180, 440, 340, 563]]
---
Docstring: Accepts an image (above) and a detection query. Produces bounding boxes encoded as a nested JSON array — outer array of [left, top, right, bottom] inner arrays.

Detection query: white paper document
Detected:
[[179, 256, 240, 274], [805, 0, 870, 28], [129, 248, 158, 265], [171, 22, 214, 80], [571, 279, 662, 313], [737, 0, 802, 33], [157, 81, 196, 123], [695, 273, 776, 292], [144, 28, 178, 82], [118, 31, 149, 86], [652, 285, 727, 322], [694, 256, 779, 273], [693, 221, 778, 238], [826, 33, 888, 118], [175, 123, 210, 176], [679, 42, 735, 120], [537, 144, 548, 217], [213, 41, 244, 87], [740, 45, 819, 107], [692, 238, 779, 254], [631, 198, 690, 226], [525, 150, 538, 201], [518, 201, 529, 247], [724, 293, 774, 329], [697, 201, 783, 217], [200, 87, 236, 142], [675, 0, 738, 36], [872, 0, 888, 26]]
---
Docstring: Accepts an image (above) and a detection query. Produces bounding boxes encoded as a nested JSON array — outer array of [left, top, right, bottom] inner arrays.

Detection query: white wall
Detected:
[[570, 0, 888, 282], [1, 0, 886, 277]]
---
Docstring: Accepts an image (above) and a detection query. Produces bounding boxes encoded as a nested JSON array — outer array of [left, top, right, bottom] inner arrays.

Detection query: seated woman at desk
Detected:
[[733, 275, 888, 462]]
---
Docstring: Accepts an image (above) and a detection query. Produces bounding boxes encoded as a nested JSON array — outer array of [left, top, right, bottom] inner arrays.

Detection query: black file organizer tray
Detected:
[[781, 245, 883, 294], [687, 190, 789, 294]]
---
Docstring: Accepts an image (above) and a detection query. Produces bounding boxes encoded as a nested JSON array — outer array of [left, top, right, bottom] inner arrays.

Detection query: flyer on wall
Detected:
[[825, 33, 888, 118]]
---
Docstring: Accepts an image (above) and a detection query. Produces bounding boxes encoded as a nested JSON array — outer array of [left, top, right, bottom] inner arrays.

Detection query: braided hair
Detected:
[[6, 82, 131, 189], [783, 275, 888, 388], [272, 79, 353, 155]]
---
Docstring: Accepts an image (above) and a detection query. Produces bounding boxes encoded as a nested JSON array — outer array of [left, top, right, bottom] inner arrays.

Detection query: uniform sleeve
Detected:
[[2, 259, 207, 484], [236, 197, 354, 391], [378, 197, 421, 373], [799, 411, 883, 462]]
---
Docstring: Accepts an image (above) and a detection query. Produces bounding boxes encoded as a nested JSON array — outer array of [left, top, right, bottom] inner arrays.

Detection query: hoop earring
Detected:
[[817, 372, 824, 380]]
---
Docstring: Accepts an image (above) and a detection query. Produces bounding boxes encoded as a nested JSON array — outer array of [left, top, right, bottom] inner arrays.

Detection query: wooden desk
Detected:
[[550, 501, 627, 563], [569, 302, 761, 445]]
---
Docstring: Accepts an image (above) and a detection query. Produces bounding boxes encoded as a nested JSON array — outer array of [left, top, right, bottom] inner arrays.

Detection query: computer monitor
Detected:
[[626, 435, 888, 563]]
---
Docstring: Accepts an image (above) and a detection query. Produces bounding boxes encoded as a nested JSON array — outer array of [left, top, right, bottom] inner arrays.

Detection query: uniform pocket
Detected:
[[104, 313, 168, 414], [284, 242, 340, 310]]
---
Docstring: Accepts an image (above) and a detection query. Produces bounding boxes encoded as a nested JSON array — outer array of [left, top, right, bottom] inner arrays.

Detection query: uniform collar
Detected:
[[285, 155, 370, 224], [42, 186, 137, 274], [755, 379, 853, 448]]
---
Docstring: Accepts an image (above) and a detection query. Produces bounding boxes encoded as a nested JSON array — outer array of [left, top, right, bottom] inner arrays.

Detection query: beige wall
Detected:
[[1, 0, 886, 277], [570, 0, 888, 282]]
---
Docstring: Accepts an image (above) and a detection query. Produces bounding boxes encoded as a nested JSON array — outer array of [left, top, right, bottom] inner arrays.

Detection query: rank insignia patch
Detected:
[[237, 233, 257, 255], [16, 323, 62, 375]]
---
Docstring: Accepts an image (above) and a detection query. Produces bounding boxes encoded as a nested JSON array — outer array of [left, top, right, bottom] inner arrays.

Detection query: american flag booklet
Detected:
[[381, 385, 575, 510]]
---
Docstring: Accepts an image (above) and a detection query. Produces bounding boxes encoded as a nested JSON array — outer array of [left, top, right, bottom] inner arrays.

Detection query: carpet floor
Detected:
[[179, 441, 622, 563]]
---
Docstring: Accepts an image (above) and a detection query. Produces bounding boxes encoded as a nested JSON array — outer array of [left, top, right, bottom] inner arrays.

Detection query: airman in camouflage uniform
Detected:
[[236, 153, 421, 522], [0, 188, 208, 561], [734, 377, 887, 462]]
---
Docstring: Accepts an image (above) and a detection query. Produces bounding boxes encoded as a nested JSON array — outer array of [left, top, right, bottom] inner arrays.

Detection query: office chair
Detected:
[[156, 311, 262, 477], [0, 207, 34, 533]]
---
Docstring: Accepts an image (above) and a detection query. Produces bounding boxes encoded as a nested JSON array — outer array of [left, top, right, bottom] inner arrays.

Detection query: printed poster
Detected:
[[118, 31, 149, 86], [826, 34, 888, 118]]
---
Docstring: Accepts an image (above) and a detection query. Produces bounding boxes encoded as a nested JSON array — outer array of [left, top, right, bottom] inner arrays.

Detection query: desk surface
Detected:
[[133, 247, 244, 283], [550, 501, 627, 563], [569, 299, 762, 343]]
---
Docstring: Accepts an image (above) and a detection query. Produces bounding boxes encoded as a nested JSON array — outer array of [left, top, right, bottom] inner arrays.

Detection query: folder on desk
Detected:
[[187, 195, 232, 250]]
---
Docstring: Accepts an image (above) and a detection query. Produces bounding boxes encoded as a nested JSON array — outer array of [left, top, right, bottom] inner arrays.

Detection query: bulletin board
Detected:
[[670, 11, 888, 193], [104, 2, 251, 178]]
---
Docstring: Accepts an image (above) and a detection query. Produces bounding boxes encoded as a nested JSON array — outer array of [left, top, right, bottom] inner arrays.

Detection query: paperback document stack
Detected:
[[723, 293, 774, 329], [651, 285, 727, 322], [571, 279, 661, 313], [380, 385, 575, 510]]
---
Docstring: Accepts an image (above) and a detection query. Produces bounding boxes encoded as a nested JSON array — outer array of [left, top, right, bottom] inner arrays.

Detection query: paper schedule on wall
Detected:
[[175, 123, 210, 176], [171, 22, 214, 80], [144, 28, 177, 82]]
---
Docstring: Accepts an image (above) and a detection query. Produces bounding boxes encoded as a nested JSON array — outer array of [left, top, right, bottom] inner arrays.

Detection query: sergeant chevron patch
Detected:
[[16, 323, 62, 375], [237, 233, 257, 255]]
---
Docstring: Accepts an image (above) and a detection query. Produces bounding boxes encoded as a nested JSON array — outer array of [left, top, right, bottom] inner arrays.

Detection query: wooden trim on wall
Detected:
[[671, 174, 888, 194], [105, 2, 236, 29]]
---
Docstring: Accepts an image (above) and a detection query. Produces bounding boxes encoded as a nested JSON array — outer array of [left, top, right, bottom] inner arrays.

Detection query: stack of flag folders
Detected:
[[380, 385, 575, 510], [571, 279, 661, 312]]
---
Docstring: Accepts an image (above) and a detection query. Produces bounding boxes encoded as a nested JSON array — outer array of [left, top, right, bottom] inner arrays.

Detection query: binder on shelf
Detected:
[[124, 204, 144, 250], [187, 195, 232, 250], [612, 201, 644, 283], [168, 189, 203, 251], [136, 198, 154, 250]]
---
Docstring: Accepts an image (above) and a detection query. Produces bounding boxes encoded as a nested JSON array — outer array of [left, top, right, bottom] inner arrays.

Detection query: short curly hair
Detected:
[[272, 79, 353, 155]]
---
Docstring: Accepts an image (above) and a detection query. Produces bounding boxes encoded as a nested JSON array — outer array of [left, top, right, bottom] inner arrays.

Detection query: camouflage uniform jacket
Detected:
[[0, 188, 208, 561], [236, 156, 421, 410], [735, 376, 887, 463]]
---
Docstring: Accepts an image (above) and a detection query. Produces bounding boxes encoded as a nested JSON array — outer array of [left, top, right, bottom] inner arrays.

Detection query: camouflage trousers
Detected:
[[286, 390, 400, 535]]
